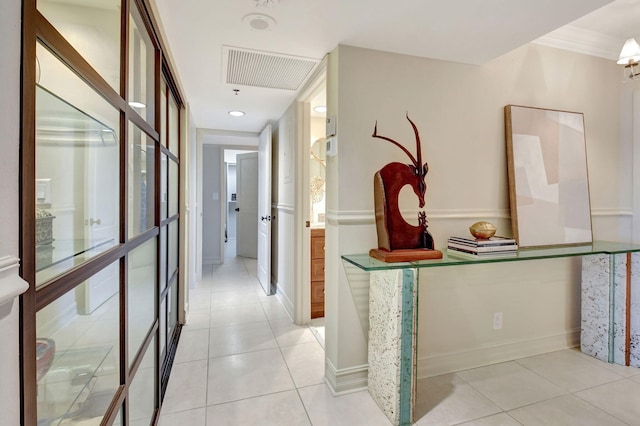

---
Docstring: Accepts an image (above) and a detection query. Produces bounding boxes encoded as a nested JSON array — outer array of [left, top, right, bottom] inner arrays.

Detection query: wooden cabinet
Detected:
[[310, 228, 325, 318]]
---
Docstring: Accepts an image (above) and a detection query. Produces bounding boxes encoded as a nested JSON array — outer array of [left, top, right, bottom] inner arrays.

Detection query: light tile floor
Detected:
[[415, 349, 640, 425], [159, 256, 640, 425], [158, 257, 389, 426]]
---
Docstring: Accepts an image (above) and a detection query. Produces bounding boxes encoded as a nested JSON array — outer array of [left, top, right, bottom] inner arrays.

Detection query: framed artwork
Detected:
[[504, 105, 593, 248]]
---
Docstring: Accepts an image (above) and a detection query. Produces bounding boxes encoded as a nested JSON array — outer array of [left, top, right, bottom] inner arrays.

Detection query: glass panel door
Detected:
[[35, 45, 120, 288], [128, 5, 156, 125], [37, 0, 121, 91], [36, 260, 121, 425], [128, 123, 155, 239]]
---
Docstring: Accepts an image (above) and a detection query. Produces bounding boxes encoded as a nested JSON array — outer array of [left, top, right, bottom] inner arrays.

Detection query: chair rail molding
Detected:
[[274, 203, 295, 213], [591, 208, 633, 217], [327, 208, 511, 226], [0, 256, 28, 307]]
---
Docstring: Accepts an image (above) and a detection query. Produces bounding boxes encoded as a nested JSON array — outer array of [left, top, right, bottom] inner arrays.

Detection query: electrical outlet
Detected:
[[493, 312, 503, 330]]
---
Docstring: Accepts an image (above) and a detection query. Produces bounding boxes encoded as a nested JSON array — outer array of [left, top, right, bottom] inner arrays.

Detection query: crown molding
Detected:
[[533, 25, 622, 61]]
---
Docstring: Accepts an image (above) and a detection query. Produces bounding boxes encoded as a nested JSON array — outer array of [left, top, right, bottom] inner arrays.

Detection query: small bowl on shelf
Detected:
[[36, 338, 55, 382], [469, 221, 496, 239]]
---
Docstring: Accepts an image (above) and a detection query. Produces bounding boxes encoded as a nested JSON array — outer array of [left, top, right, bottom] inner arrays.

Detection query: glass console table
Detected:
[[342, 241, 640, 426]]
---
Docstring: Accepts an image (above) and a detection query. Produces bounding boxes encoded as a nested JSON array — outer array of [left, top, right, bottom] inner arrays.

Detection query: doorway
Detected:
[[304, 83, 327, 344], [223, 148, 258, 261]]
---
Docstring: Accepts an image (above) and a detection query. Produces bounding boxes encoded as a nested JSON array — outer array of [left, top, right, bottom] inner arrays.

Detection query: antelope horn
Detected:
[[372, 120, 418, 167], [406, 113, 422, 171]]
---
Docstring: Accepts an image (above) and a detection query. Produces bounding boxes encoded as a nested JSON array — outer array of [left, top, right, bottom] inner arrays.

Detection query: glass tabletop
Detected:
[[342, 241, 640, 271]]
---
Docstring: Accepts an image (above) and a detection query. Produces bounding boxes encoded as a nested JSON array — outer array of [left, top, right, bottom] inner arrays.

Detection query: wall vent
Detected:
[[223, 46, 320, 91]]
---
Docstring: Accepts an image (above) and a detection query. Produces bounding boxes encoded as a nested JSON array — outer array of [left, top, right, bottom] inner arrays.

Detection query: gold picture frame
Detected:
[[505, 105, 593, 248]]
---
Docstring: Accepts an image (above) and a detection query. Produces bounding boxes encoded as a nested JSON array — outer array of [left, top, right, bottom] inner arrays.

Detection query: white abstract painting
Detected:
[[505, 105, 593, 248]]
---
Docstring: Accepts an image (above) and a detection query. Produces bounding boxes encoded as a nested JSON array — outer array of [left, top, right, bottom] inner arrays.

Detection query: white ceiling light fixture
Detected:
[[313, 106, 327, 113], [242, 13, 276, 31], [129, 101, 146, 108], [618, 37, 640, 82], [228, 110, 245, 117]]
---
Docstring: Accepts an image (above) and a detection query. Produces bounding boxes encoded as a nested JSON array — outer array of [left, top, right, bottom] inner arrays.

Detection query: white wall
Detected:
[[188, 109, 198, 287], [202, 145, 223, 264], [325, 43, 628, 391], [0, 0, 28, 423]]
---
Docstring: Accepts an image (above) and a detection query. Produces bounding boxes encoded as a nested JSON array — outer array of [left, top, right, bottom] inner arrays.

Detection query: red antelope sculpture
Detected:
[[369, 114, 442, 262]]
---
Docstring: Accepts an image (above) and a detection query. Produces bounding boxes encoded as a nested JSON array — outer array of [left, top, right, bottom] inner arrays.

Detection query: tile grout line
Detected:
[[261, 296, 316, 425], [162, 259, 327, 425]]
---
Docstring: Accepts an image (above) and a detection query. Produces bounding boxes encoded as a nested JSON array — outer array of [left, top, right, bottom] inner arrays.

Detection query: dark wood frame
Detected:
[[19, 0, 182, 424]]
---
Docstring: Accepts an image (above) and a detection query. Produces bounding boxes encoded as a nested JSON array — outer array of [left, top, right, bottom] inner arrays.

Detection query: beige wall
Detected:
[[0, 0, 25, 423], [325, 43, 629, 390], [202, 145, 223, 264]]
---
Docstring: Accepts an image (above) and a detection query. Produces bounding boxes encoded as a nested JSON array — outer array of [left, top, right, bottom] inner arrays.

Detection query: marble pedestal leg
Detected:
[[368, 268, 416, 426], [582, 253, 640, 367]]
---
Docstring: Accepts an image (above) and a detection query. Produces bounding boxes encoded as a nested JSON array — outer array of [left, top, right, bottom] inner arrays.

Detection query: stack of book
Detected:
[[447, 236, 518, 258]]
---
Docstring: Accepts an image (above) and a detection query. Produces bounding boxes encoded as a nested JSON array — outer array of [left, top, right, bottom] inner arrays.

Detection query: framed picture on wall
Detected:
[[504, 105, 593, 248]]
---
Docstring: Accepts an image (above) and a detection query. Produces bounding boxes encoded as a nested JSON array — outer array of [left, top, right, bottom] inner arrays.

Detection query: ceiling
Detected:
[[151, 0, 638, 134]]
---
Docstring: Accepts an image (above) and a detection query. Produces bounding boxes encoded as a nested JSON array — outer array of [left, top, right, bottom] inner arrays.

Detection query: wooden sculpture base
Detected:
[[369, 248, 443, 263]]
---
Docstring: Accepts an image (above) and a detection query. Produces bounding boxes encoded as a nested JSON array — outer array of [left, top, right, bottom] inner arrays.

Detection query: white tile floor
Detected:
[[414, 348, 640, 425], [158, 257, 389, 426], [159, 256, 640, 425]]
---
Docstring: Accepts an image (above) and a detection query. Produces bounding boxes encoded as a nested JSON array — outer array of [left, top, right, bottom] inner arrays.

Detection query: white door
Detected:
[[257, 125, 272, 295], [76, 138, 120, 314], [236, 152, 258, 258]]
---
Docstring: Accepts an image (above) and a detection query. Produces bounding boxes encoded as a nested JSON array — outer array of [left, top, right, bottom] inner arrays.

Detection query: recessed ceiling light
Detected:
[[228, 110, 245, 117], [313, 106, 327, 113], [129, 101, 146, 108]]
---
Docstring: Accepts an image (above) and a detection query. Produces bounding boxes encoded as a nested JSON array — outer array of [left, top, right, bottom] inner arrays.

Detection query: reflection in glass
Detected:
[[168, 277, 178, 341], [169, 159, 178, 218], [128, 238, 157, 366], [129, 5, 155, 125], [114, 406, 123, 425], [161, 154, 168, 221], [161, 80, 167, 147], [35, 45, 119, 287], [160, 226, 167, 292], [128, 336, 156, 424], [36, 261, 120, 424], [128, 123, 155, 239], [160, 299, 167, 362], [38, 0, 121, 90], [168, 220, 178, 279], [168, 94, 179, 156]]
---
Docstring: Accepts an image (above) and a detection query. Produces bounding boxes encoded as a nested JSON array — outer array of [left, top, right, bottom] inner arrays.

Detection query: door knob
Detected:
[[90, 218, 101, 225], [235, 207, 240, 212], [261, 215, 271, 221]]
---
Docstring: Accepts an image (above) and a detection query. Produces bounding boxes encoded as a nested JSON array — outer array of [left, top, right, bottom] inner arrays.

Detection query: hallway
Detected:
[[156, 256, 640, 426], [157, 257, 390, 425]]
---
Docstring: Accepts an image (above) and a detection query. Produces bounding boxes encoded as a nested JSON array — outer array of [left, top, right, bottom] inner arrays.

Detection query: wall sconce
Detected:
[[618, 37, 640, 82]]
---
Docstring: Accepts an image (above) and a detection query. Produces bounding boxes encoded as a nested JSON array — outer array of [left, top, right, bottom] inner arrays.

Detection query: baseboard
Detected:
[[417, 330, 580, 379], [324, 358, 368, 395], [275, 284, 295, 320], [202, 256, 222, 265]]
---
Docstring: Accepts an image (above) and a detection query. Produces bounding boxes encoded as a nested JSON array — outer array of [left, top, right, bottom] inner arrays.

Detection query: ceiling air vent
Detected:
[[223, 46, 320, 91]]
